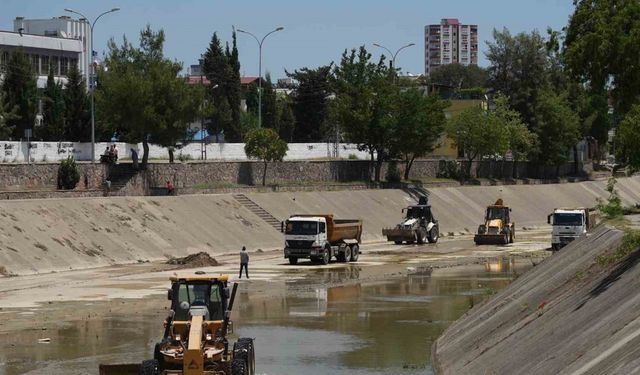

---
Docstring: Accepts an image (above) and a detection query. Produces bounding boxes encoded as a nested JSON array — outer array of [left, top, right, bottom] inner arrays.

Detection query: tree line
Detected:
[[2, 0, 640, 176]]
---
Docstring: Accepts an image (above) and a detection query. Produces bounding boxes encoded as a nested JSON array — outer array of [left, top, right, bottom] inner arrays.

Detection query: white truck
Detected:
[[282, 214, 362, 265], [547, 208, 596, 251]]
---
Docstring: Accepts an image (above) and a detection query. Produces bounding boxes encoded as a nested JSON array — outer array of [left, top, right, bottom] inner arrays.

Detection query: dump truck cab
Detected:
[[474, 199, 515, 245], [548, 208, 596, 251]]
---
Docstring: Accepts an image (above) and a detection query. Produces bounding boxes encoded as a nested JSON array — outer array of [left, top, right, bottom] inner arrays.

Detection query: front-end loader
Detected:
[[99, 273, 255, 375], [382, 196, 439, 245], [474, 199, 515, 245]]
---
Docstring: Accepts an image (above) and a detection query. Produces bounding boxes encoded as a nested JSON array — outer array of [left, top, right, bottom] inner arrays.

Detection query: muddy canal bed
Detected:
[[0, 256, 532, 375]]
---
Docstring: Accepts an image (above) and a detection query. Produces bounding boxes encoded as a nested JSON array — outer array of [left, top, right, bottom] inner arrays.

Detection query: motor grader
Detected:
[[99, 273, 255, 375], [474, 199, 515, 245]]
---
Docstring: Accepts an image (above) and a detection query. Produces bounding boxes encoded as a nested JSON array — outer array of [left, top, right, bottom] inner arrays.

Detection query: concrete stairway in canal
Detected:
[[233, 193, 282, 231]]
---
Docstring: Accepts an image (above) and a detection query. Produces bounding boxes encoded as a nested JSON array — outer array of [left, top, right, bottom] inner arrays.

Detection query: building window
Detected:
[[0, 51, 8, 71], [41, 55, 50, 74], [70, 58, 78, 72], [30, 54, 39, 74], [61, 57, 69, 76], [51, 56, 59, 76]]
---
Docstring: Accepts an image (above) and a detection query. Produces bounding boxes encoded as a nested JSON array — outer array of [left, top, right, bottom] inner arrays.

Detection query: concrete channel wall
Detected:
[[0, 176, 639, 276], [432, 225, 640, 375]]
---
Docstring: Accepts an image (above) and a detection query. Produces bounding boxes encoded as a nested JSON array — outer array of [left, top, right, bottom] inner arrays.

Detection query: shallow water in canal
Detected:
[[0, 257, 529, 375]]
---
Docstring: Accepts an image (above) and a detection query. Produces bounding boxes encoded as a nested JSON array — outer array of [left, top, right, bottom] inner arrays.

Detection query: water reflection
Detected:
[[0, 256, 531, 375]]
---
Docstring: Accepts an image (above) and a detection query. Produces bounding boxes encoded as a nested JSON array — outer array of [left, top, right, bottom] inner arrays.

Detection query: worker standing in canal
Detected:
[[239, 246, 249, 279]]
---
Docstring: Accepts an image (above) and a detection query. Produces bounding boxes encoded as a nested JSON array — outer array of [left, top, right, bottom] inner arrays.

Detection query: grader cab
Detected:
[[99, 273, 255, 375]]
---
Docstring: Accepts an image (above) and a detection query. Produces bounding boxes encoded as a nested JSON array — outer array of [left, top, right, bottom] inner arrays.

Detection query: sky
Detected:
[[1, 0, 575, 79]]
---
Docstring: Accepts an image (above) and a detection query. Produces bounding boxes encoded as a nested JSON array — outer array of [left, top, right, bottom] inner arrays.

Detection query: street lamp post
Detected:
[[373, 42, 416, 71], [64, 7, 120, 164], [237, 27, 284, 128]]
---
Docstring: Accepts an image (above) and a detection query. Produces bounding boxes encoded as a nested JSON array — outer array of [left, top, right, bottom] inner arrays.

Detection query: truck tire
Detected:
[[349, 244, 359, 262], [140, 359, 159, 375], [551, 244, 559, 251], [288, 257, 298, 265], [417, 229, 427, 245], [394, 240, 403, 245], [234, 338, 255, 375], [428, 226, 439, 244], [336, 245, 348, 262], [320, 247, 330, 265]]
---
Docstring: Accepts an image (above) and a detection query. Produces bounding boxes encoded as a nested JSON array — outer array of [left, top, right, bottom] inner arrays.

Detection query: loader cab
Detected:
[[168, 275, 228, 322], [486, 206, 510, 223], [405, 205, 434, 222]]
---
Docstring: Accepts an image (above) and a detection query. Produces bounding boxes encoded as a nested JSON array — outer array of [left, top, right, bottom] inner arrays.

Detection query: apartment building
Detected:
[[424, 18, 478, 75]]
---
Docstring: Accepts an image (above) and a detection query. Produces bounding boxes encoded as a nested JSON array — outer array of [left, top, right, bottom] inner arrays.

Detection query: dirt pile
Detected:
[[166, 252, 220, 268]]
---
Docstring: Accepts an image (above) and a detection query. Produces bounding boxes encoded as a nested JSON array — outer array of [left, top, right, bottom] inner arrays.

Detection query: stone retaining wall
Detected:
[[0, 160, 584, 196]]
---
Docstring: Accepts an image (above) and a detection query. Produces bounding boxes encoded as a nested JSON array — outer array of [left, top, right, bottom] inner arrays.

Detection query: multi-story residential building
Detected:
[[0, 16, 88, 88], [424, 18, 478, 76]]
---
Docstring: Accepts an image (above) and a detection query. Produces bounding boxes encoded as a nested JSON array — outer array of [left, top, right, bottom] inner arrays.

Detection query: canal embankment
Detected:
[[432, 224, 640, 375]]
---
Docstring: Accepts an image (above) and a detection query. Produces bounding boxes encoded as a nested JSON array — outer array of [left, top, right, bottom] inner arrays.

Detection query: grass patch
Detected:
[[596, 228, 640, 266]]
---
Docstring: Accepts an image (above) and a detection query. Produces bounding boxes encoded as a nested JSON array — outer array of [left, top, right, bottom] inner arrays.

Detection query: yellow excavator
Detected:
[[474, 199, 515, 245], [99, 273, 255, 375]]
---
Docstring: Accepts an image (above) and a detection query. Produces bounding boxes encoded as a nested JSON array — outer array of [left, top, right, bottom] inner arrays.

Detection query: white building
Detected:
[[0, 16, 88, 88], [424, 18, 478, 75]]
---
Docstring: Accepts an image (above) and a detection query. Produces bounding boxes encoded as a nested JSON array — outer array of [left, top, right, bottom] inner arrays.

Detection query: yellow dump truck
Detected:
[[474, 199, 515, 245], [282, 214, 363, 265], [99, 273, 254, 375]]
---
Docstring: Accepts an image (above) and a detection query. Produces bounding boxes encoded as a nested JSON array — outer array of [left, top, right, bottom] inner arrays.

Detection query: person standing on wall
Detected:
[[131, 148, 139, 170], [239, 246, 249, 279]]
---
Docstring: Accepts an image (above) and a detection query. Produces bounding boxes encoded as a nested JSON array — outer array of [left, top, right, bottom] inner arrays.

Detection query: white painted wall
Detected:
[[0, 142, 372, 163]]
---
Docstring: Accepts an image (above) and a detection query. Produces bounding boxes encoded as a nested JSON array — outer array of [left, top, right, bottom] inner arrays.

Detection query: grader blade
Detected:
[[98, 363, 141, 375]]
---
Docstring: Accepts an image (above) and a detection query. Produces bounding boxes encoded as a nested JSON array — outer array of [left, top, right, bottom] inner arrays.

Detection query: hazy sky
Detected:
[[1, 0, 575, 78]]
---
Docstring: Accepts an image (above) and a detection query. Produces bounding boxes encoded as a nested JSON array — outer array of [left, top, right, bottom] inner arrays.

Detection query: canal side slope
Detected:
[[0, 176, 639, 276], [432, 224, 640, 375]]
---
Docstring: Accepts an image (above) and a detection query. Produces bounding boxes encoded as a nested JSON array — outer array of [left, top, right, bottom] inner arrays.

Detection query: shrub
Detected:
[[386, 161, 401, 183], [57, 156, 80, 190], [348, 153, 359, 160], [596, 177, 624, 219], [178, 153, 193, 162], [596, 229, 640, 266], [437, 160, 461, 179]]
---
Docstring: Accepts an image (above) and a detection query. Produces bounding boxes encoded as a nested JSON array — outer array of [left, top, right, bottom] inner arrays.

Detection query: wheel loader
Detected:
[[99, 273, 255, 375], [382, 196, 439, 245], [473, 199, 515, 245]]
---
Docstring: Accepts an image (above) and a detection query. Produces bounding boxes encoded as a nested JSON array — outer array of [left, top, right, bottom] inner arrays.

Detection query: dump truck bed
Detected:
[[290, 214, 362, 244]]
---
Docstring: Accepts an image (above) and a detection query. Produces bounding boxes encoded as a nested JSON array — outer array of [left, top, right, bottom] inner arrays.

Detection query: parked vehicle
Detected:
[[282, 214, 362, 265], [382, 196, 439, 245], [548, 208, 596, 251]]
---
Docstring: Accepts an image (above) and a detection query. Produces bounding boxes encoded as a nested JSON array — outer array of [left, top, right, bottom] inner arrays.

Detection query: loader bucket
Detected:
[[382, 228, 415, 242], [474, 234, 508, 245], [99, 363, 141, 375]]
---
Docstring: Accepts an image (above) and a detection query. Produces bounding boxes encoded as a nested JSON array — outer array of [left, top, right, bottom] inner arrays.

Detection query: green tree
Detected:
[[531, 90, 580, 165], [203, 31, 242, 141], [390, 90, 448, 180], [446, 106, 510, 178], [287, 65, 332, 142], [565, 0, 640, 114], [0, 91, 19, 139], [276, 94, 295, 141], [244, 128, 288, 186], [332, 46, 396, 182], [616, 103, 640, 170], [493, 94, 537, 162], [40, 66, 66, 140], [428, 63, 488, 89], [98, 25, 201, 167], [486, 28, 548, 128], [151, 77, 204, 163], [64, 64, 89, 141], [1, 49, 37, 139], [262, 73, 277, 129], [245, 83, 259, 115]]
